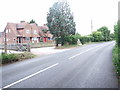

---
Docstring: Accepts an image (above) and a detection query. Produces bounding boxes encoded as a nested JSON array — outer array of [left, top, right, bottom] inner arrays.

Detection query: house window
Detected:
[[32, 37, 38, 41], [6, 29, 8, 33], [6, 29, 11, 33], [26, 30, 30, 34], [25, 37, 30, 41], [7, 38, 9, 41], [32, 37, 38, 43], [34, 30, 37, 34]]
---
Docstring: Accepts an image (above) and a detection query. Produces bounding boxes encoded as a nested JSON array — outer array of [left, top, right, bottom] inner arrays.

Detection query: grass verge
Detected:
[[55, 44, 80, 49]]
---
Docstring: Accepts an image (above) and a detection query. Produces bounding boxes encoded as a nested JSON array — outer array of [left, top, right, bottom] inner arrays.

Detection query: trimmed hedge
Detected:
[[0, 52, 36, 64]]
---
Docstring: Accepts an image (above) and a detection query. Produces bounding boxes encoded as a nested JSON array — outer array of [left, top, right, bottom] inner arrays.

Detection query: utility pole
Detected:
[[91, 19, 93, 33], [4, 28, 7, 53]]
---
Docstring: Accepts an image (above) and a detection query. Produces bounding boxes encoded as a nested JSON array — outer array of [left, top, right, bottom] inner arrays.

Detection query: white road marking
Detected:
[[69, 44, 104, 59], [1, 63, 59, 89]]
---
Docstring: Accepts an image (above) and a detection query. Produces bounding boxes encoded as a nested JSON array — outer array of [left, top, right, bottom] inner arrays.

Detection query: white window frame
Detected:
[[26, 30, 30, 34], [6, 29, 8, 33], [34, 30, 37, 34]]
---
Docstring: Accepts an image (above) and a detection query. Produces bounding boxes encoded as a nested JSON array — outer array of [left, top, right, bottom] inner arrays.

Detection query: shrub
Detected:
[[18, 52, 36, 60], [64, 35, 78, 45], [79, 36, 89, 44], [113, 46, 120, 76], [1, 52, 36, 64], [1, 53, 20, 64]]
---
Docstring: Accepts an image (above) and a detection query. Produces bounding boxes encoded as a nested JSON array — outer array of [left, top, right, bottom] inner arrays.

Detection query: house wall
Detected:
[[22, 24, 32, 37], [5, 24, 17, 44], [1, 22, 53, 44]]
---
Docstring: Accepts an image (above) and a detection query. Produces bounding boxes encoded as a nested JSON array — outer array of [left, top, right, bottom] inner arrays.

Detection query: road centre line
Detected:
[[1, 63, 59, 89], [69, 44, 105, 59]]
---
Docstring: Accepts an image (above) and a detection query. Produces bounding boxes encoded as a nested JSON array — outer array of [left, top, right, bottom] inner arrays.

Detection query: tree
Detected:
[[97, 26, 110, 41], [47, 1, 76, 46], [109, 33, 115, 40], [29, 19, 38, 25], [92, 31, 103, 42]]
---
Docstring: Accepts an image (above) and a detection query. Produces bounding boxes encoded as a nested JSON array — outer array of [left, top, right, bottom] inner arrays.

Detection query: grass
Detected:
[[84, 41, 114, 45], [55, 44, 80, 49], [55, 41, 113, 49]]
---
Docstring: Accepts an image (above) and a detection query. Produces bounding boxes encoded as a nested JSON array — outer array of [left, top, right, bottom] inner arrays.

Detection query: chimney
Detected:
[[20, 21, 25, 23]]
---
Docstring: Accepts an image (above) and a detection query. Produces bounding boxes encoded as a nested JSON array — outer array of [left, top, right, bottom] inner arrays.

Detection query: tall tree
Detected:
[[47, 1, 76, 46], [97, 26, 110, 41]]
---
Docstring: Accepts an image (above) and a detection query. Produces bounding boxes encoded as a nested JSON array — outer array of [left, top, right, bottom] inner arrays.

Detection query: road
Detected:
[[0, 41, 118, 88]]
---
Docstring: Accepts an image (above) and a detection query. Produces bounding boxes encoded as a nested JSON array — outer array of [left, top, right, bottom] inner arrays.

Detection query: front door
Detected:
[[18, 37, 21, 43]]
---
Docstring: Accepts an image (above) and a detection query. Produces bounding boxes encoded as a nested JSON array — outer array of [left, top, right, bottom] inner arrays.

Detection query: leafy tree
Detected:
[[109, 33, 115, 40], [97, 26, 110, 41], [47, 1, 76, 46], [92, 31, 103, 42]]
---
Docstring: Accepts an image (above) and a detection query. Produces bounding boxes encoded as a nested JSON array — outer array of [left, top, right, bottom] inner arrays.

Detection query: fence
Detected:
[[0, 41, 55, 51], [0, 43, 30, 51], [30, 41, 55, 48]]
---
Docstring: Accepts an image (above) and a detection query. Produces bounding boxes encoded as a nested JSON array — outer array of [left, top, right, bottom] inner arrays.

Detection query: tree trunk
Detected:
[[55, 38, 59, 47], [61, 41, 64, 46], [56, 43, 58, 47]]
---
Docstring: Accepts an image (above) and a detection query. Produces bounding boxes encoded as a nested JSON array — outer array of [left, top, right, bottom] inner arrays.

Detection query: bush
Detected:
[[1, 53, 20, 64], [64, 35, 78, 45], [79, 36, 92, 44], [18, 52, 36, 60], [113, 46, 120, 76], [1, 52, 36, 64]]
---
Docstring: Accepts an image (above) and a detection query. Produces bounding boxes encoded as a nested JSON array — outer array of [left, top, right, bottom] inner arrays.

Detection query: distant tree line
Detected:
[[64, 26, 114, 45]]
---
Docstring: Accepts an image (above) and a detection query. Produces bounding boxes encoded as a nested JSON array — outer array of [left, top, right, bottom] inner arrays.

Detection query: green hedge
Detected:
[[112, 46, 120, 76], [64, 35, 78, 45], [0, 52, 36, 64]]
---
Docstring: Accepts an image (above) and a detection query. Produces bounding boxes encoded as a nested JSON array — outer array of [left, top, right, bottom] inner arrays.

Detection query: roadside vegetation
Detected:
[[0, 52, 36, 65], [47, 1, 114, 48], [113, 20, 120, 78]]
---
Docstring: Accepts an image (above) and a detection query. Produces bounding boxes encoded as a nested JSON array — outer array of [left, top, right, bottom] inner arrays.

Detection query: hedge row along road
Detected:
[[0, 41, 118, 88]]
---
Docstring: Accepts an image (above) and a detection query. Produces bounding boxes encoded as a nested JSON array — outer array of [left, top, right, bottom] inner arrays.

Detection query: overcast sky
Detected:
[[0, 0, 119, 35]]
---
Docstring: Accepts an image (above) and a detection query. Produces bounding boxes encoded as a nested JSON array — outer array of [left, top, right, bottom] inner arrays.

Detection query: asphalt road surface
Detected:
[[0, 41, 118, 88]]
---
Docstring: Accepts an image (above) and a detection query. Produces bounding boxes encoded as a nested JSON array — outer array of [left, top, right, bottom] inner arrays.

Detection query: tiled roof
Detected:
[[7, 23, 20, 36], [38, 26, 46, 37], [16, 22, 26, 29], [5, 22, 51, 38]]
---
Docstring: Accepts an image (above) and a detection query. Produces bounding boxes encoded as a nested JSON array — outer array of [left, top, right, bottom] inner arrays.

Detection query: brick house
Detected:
[[0, 21, 53, 44]]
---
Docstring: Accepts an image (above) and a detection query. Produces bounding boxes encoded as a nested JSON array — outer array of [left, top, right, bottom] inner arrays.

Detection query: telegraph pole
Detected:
[[4, 28, 7, 53], [91, 19, 93, 33]]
